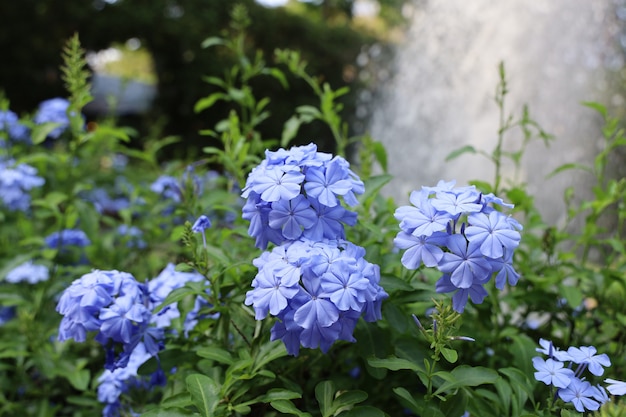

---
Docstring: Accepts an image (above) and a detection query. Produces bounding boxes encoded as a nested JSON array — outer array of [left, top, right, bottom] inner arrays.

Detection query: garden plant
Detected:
[[1, 7, 626, 417]]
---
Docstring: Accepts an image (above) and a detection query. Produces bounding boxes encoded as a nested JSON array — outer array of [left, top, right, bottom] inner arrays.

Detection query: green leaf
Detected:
[[372, 141, 388, 172], [367, 356, 423, 372], [281, 115, 303, 148], [392, 387, 422, 414], [315, 380, 335, 417], [379, 275, 413, 292], [186, 374, 220, 417], [546, 162, 592, 179], [31, 122, 62, 144], [332, 390, 368, 414], [195, 347, 234, 365], [360, 174, 393, 203], [65, 369, 90, 391], [441, 347, 458, 364], [337, 406, 386, 417], [445, 145, 477, 161], [201, 36, 226, 48], [194, 93, 229, 113], [433, 365, 498, 395], [160, 392, 193, 408], [141, 407, 198, 417], [559, 284, 583, 308], [270, 400, 312, 416], [582, 101, 607, 119]]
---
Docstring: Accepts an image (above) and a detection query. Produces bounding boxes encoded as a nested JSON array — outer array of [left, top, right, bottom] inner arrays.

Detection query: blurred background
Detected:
[[2, 0, 626, 223], [0, 0, 409, 154]]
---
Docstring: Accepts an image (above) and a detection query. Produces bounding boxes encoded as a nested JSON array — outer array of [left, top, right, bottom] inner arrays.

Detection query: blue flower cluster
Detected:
[[45, 228, 91, 249], [245, 238, 387, 356], [533, 339, 625, 412], [5, 260, 49, 284], [56, 264, 211, 416], [0, 109, 29, 144], [394, 180, 522, 313], [242, 144, 386, 356], [0, 159, 45, 211], [33, 98, 71, 139], [241, 143, 363, 249]]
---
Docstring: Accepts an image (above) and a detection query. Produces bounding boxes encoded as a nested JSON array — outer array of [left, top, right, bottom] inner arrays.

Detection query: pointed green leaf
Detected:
[[441, 347, 458, 364], [433, 365, 499, 395], [270, 400, 313, 417], [31, 122, 62, 145], [201, 37, 226, 48], [367, 356, 423, 372], [194, 93, 229, 113], [445, 145, 477, 161], [360, 174, 393, 203], [337, 406, 386, 417], [186, 374, 220, 417], [315, 380, 335, 417], [195, 347, 234, 365]]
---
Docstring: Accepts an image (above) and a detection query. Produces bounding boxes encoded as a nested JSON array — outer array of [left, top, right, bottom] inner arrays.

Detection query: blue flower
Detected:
[[247, 165, 304, 202], [150, 175, 182, 203], [0, 159, 45, 211], [148, 263, 206, 329], [247, 238, 387, 355], [192, 215, 212, 248], [117, 225, 146, 249], [269, 195, 317, 240], [604, 378, 626, 396], [435, 273, 489, 313], [394, 190, 453, 237], [566, 346, 611, 376], [438, 235, 492, 289], [99, 296, 150, 344], [0, 110, 29, 143], [192, 215, 212, 232], [34, 98, 71, 139], [45, 229, 91, 248], [558, 379, 601, 413], [393, 231, 447, 268], [394, 180, 522, 313], [465, 211, 521, 258], [5, 261, 49, 284], [304, 158, 354, 207], [532, 357, 574, 388], [241, 143, 364, 249]]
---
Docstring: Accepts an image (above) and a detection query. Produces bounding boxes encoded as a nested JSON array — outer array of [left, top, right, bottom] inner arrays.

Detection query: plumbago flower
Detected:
[[242, 144, 386, 355], [241, 143, 363, 249], [245, 238, 388, 356], [0, 159, 45, 212], [394, 180, 522, 313], [533, 338, 624, 413], [56, 264, 213, 417]]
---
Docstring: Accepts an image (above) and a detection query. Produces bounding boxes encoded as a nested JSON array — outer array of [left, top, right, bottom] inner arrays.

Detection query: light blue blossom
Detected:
[[34, 98, 71, 139], [0, 110, 29, 143], [604, 378, 626, 395], [5, 261, 49, 284], [394, 180, 521, 313], [192, 215, 212, 248], [558, 379, 601, 413], [241, 143, 364, 249], [438, 235, 492, 289], [269, 195, 317, 240], [0, 159, 45, 211], [45, 229, 91, 248], [532, 357, 574, 388], [567, 346, 611, 376], [247, 238, 387, 355]]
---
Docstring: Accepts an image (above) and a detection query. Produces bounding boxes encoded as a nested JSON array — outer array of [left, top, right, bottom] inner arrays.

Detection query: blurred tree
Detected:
[[0, 0, 406, 155]]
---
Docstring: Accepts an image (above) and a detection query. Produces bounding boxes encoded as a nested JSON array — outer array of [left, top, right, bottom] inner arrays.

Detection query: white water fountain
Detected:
[[368, 0, 625, 225]]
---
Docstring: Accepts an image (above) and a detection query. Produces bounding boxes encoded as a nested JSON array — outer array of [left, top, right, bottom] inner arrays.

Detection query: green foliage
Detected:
[[1, 8, 626, 417]]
